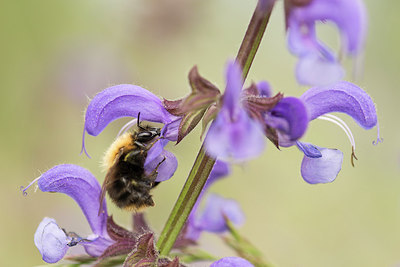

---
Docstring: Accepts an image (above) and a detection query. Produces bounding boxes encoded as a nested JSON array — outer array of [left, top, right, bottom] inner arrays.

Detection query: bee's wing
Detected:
[[98, 178, 108, 216], [98, 148, 124, 216]]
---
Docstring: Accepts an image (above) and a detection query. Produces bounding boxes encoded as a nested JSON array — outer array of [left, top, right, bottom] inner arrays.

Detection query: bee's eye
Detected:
[[137, 131, 158, 142]]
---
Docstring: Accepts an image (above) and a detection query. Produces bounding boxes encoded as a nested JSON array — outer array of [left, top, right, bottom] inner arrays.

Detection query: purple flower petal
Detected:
[[257, 81, 272, 97], [301, 81, 377, 129], [84, 84, 176, 137], [38, 164, 108, 237], [161, 118, 181, 141], [82, 236, 114, 257], [196, 194, 245, 233], [266, 97, 309, 146], [145, 149, 178, 182], [296, 141, 322, 158], [211, 257, 254, 267], [34, 218, 69, 263], [287, 0, 367, 85], [223, 61, 243, 116], [205, 160, 230, 189], [289, 0, 367, 54], [205, 109, 266, 161], [296, 54, 345, 86], [301, 147, 343, 184], [186, 160, 231, 241]]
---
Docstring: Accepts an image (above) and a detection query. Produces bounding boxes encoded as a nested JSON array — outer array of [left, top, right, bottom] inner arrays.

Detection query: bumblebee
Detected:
[[99, 115, 165, 214]]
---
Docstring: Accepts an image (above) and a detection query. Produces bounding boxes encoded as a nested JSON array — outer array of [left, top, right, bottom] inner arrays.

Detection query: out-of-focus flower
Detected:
[[285, 0, 367, 86], [184, 161, 244, 241], [81, 84, 179, 181], [204, 62, 284, 161], [210, 257, 254, 267], [163, 61, 282, 162], [24, 164, 114, 263]]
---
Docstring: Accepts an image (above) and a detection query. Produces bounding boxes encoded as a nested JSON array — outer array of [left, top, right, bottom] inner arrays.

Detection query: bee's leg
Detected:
[[148, 156, 166, 182]]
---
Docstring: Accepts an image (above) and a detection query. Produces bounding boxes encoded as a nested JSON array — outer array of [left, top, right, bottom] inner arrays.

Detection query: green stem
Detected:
[[156, 0, 275, 256], [237, 0, 275, 80], [157, 145, 215, 255]]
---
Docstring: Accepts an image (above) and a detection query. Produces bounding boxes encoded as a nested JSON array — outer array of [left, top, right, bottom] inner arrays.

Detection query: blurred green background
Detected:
[[1, 0, 399, 266]]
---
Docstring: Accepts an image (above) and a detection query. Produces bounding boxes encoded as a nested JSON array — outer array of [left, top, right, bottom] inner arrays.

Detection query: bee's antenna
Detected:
[[137, 112, 146, 131], [137, 112, 141, 127]]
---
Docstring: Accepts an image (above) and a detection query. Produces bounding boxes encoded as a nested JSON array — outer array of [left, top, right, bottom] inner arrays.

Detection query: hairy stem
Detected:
[[156, 0, 275, 256]]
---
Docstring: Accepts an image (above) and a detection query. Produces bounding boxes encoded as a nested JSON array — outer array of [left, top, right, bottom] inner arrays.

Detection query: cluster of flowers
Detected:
[[24, 0, 380, 266]]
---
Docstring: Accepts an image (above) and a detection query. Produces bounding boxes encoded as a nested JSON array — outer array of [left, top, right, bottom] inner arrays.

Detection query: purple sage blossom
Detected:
[[81, 84, 179, 181], [210, 257, 254, 267], [24, 164, 114, 263], [286, 0, 367, 85], [205, 61, 266, 161], [267, 81, 377, 183]]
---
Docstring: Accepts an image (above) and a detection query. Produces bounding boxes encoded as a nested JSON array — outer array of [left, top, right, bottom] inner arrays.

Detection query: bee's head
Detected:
[[136, 127, 161, 143]]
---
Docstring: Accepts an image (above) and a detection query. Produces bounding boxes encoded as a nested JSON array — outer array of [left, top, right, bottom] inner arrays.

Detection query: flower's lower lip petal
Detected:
[[196, 194, 245, 233], [205, 110, 265, 161], [301, 81, 377, 129], [296, 54, 345, 86], [84, 84, 176, 137], [301, 147, 343, 184], [267, 97, 309, 142], [296, 141, 322, 158], [38, 164, 108, 236], [211, 257, 254, 267], [82, 236, 114, 257], [145, 139, 169, 166], [145, 149, 178, 182], [34, 218, 69, 264]]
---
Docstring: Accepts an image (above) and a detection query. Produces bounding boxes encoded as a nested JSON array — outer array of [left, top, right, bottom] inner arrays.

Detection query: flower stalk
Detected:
[[156, 0, 276, 256]]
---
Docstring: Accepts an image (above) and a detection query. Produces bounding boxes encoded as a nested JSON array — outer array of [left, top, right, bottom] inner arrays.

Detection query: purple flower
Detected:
[[268, 81, 377, 183], [81, 84, 179, 181], [25, 164, 114, 263], [185, 161, 245, 241], [211, 257, 254, 267], [286, 0, 367, 85], [205, 62, 266, 161]]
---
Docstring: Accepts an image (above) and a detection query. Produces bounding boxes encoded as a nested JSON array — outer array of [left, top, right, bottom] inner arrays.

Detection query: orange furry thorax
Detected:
[[102, 132, 135, 171]]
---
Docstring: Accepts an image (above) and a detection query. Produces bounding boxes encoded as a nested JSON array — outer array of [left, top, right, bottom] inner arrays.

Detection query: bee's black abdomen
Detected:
[[105, 154, 156, 210]]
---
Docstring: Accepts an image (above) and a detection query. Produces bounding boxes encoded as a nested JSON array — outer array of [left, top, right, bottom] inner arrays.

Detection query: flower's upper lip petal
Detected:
[[84, 84, 177, 137], [301, 146, 343, 184], [38, 164, 108, 237], [34, 217, 69, 264], [301, 81, 377, 129], [288, 0, 367, 54], [205, 109, 266, 162], [196, 193, 245, 233], [223, 61, 243, 116], [144, 148, 178, 182]]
